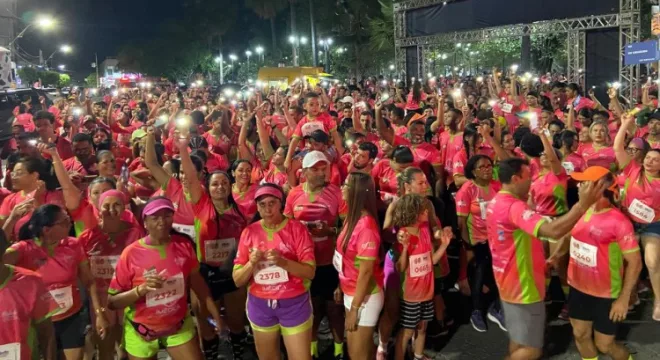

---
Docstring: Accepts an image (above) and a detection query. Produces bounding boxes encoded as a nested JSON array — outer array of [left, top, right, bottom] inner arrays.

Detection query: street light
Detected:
[[229, 54, 237, 81], [45, 44, 72, 68], [255, 46, 264, 62], [58, 64, 65, 71], [9, 15, 56, 47], [288, 36, 309, 66], [245, 50, 252, 71], [319, 38, 333, 72]]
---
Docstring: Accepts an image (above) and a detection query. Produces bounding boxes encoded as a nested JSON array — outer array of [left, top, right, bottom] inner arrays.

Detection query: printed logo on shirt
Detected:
[[522, 210, 534, 221], [588, 226, 603, 238], [155, 304, 180, 316], [1, 310, 17, 322], [497, 229, 505, 242], [361, 241, 377, 250], [456, 200, 466, 207]]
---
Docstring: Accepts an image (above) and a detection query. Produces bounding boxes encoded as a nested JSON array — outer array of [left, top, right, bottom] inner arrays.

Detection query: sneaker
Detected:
[[470, 310, 487, 332], [486, 307, 507, 332], [628, 297, 641, 312], [637, 281, 650, 294], [653, 302, 660, 322], [557, 304, 569, 321], [412, 355, 432, 360]]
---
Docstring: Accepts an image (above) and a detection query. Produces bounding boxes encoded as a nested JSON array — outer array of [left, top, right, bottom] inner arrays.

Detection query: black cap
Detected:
[[304, 129, 329, 143]]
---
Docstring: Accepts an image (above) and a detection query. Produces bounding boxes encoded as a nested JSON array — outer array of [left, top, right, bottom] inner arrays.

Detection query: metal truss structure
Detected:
[[393, 0, 641, 104]]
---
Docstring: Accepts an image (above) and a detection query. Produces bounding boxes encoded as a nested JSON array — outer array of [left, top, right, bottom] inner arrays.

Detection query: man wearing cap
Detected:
[[565, 166, 641, 360], [285, 150, 347, 359], [485, 158, 606, 360], [290, 129, 344, 187]]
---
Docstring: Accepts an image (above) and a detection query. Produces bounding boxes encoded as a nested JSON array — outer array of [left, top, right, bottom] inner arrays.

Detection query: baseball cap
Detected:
[[302, 150, 329, 169], [570, 166, 617, 191], [340, 96, 354, 104], [142, 198, 175, 220], [304, 129, 329, 143], [254, 185, 283, 202], [406, 113, 427, 127]]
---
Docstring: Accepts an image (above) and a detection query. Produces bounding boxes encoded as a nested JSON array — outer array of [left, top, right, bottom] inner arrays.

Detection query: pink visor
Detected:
[[142, 198, 175, 220], [254, 186, 283, 202]]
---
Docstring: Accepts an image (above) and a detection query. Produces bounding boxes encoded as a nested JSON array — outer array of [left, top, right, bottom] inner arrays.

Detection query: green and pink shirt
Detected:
[[393, 225, 434, 302], [529, 169, 569, 216], [335, 215, 384, 296], [456, 180, 501, 244], [620, 161, 660, 224]]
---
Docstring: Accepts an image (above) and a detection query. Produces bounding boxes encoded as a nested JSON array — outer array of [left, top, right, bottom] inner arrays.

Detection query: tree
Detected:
[[58, 74, 71, 87], [17, 67, 39, 85], [245, 0, 288, 53], [85, 72, 98, 87], [40, 72, 60, 87]]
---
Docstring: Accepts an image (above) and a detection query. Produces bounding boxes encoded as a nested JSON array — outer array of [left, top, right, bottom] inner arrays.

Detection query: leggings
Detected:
[[470, 242, 499, 312]]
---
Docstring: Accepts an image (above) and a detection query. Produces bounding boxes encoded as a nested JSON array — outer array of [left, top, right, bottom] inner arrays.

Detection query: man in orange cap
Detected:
[[485, 158, 606, 360], [566, 166, 641, 360]]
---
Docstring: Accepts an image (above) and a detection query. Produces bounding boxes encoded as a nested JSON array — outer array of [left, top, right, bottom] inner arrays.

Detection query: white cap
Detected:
[[302, 151, 329, 169], [340, 96, 354, 104]]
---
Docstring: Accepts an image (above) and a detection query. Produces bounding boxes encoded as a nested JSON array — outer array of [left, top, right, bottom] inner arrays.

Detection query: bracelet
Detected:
[[350, 304, 360, 310], [95, 307, 106, 315], [134, 286, 142, 298]]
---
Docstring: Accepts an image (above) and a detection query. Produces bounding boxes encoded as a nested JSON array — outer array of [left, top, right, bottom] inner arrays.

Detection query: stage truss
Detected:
[[393, 0, 641, 104]]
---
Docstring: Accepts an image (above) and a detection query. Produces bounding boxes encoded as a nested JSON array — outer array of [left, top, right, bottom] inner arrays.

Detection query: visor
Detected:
[[254, 186, 283, 202], [142, 198, 175, 220]]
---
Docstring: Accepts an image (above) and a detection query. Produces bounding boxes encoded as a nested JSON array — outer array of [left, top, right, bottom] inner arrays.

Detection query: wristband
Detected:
[[95, 307, 106, 315], [134, 286, 142, 298]]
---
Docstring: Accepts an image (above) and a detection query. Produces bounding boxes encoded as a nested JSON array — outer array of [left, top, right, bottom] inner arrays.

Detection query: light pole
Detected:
[[245, 50, 252, 75], [288, 36, 307, 66], [45, 44, 72, 69], [215, 56, 224, 84], [255, 46, 264, 62], [229, 54, 237, 81], [9, 15, 56, 47], [319, 38, 332, 72]]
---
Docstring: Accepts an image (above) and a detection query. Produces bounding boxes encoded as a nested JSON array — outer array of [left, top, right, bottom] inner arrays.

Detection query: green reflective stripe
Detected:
[[532, 219, 545, 238], [621, 178, 631, 205], [302, 261, 316, 290], [0, 265, 14, 291], [138, 239, 167, 259], [513, 229, 541, 303], [108, 288, 121, 295], [28, 322, 38, 360], [74, 220, 86, 237], [608, 242, 624, 298], [232, 264, 244, 271], [622, 248, 640, 254], [552, 185, 568, 215], [161, 177, 170, 191], [466, 213, 475, 245], [194, 218, 203, 262]]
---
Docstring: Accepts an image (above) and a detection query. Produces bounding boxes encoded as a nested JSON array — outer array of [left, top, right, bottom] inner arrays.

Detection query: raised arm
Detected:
[[614, 114, 634, 169], [237, 115, 255, 161], [40, 145, 82, 211], [255, 105, 275, 160], [374, 102, 394, 145], [540, 129, 563, 175], [144, 129, 172, 187]]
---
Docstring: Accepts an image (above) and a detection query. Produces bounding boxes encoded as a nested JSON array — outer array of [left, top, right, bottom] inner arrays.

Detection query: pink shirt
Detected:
[[163, 178, 197, 238], [205, 152, 230, 173], [456, 180, 501, 244], [439, 132, 463, 174], [393, 135, 442, 166], [0, 266, 58, 360], [8, 237, 87, 321], [529, 169, 569, 216], [109, 235, 199, 333], [234, 219, 315, 299], [371, 160, 400, 200], [193, 193, 246, 267], [562, 152, 587, 175], [568, 208, 639, 298], [0, 190, 65, 241], [335, 215, 384, 296], [620, 161, 660, 223], [577, 143, 617, 172], [393, 226, 434, 302], [261, 165, 288, 189], [292, 112, 336, 140], [285, 183, 346, 266], [14, 113, 35, 132], [486, 191, 547, 304], [232, 184, 259, 223]]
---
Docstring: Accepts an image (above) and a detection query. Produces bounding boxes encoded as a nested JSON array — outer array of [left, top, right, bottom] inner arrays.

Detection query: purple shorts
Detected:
[[384, 251, 400, 291], [246, 292, 313, 335]]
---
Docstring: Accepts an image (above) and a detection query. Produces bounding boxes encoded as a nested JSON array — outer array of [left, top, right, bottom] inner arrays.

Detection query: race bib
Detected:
[[90, 256, 120, 280], [478, 199, 490, 220], [501, 103, 513, 114], [332, 250, 344, 274], [301, 122, 324, 137], [409, 252, 432, 278], [49, 286, 73, 316], [629, 199, 655, 224], [561, 162, 575, 175], [0, 343, 20, 360], [204, 238, 235, 264], [570, 237, 597, 268], [146, 273, 185, 307], [173, 224, 196, 240], [254, 261, 289, 285]]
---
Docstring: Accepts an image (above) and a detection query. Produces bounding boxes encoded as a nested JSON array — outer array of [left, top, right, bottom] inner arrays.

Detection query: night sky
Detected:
[[17, 0, 195, 77]]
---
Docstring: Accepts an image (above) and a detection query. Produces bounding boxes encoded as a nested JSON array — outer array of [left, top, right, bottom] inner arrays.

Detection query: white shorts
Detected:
[[343, 291, 384, 327]]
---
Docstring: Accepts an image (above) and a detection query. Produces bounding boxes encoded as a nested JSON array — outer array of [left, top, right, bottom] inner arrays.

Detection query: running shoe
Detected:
[[487, 306, 507, 332], [628, 297, 641, 312], [637, 281, 650, 294], [470, 310, 487, 332]]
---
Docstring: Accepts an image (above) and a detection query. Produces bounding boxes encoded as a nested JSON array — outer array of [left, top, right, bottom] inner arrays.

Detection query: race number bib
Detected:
[[0, 343, 20, 360], [332, 250, 344, 274], [501, 103, 513, 114], [173, 224, 196, 240], [478, 199, 490, 220], [146, 273, 185, 307], [49, 286, 73, 316], [254, 261, 289, 285], [409, 252, 432, 278], [204, 238, 235, 264], [561, 162, 575, 175], [629, 199, 655, 224], [570, 237, 597, 268], [90, 256, 120, 280], [301, 122, 325, 137]]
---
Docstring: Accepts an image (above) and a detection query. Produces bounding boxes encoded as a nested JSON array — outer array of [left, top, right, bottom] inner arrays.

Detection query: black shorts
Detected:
[[310, 265, 339, 301], [568, 287, 617, 336], [400, 299, 434, 329], [200, 263, 238, 300], [54, 310, 88, 350]]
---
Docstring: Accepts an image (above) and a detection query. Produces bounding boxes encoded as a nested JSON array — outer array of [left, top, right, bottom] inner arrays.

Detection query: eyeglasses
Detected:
[[52, 216, 71, 227], [476, 164, 493, 171], [626, 147, 641, 153]]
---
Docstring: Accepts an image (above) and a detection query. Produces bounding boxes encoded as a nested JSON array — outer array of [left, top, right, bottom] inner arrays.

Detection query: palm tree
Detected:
[[245, 0, 288, 53]]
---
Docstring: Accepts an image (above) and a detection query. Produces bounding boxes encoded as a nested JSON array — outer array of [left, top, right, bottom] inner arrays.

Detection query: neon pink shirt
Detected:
[[205, 152, 230, 172], [63, 157, 98, 176], [0, 190, 65, 240], [193, 192, 246, 267], [14, 113, 35, 132], [163, 178, 197, 238], [452, 146, 496, 177], [232, 184, 259, 222], [292, 112, 337, 140], [456, 180, 501, 244], [0, 266, 59, 360], [234, 219, 315, 299], [284, 183, 346, 266], [393, 226, 434, 302], [371, 160, 399, 199], [109, 235, 199, 333], [568, 208, 639, 298], [71, 198, 137, 236], [261, 165, 288, 188], [529, 169, 569, 216], [202, 131, 233, 156], [439, 131, 463, 174], [8, 237, 87, 321], [393, 135, 442, 166], [79, 225, 144, 295], [577, 143, 617, 172], [620, 161, 660, 223], [335, 215, 384, 296], [562, 152, 587, 175], [486, 191, 547, 304]]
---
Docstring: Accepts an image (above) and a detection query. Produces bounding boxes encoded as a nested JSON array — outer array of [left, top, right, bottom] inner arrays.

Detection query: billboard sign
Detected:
[[624, 40, 659, 66]]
